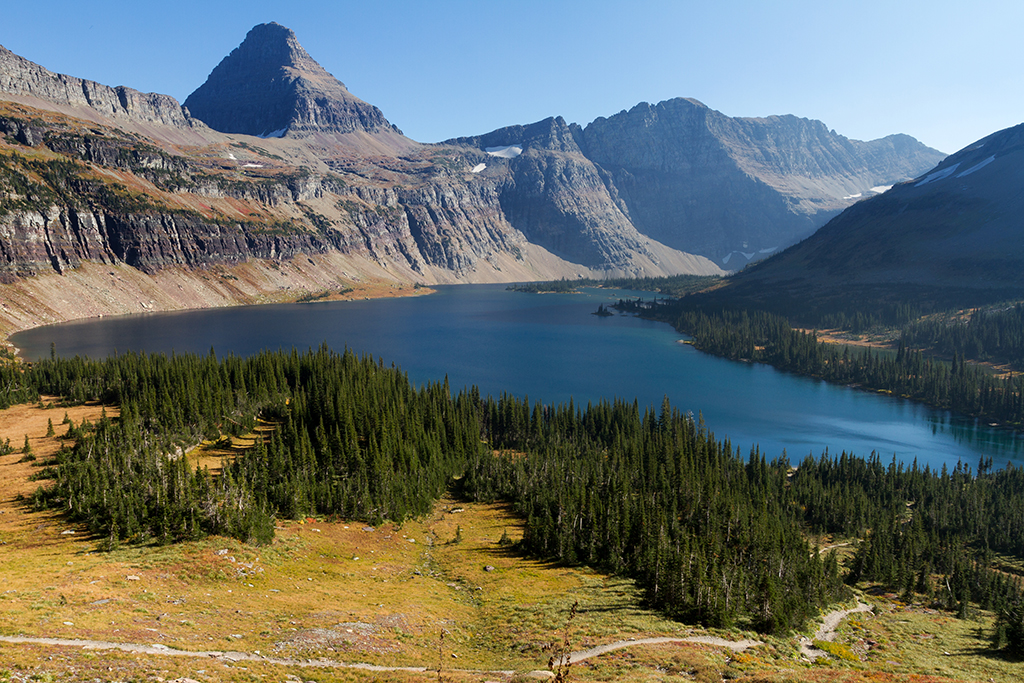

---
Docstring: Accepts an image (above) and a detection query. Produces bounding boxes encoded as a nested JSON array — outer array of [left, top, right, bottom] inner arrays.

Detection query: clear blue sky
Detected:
[[2, 0, 1021, 155]]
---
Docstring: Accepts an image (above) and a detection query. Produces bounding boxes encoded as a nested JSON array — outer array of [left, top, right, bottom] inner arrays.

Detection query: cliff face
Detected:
[[448, 117, 651, 269], [0, 45, 195, 129], [436, 117, 718, 277], [3, 101, 678, 301], [0, 124, 523, 283], [0, 207, 302, 279]]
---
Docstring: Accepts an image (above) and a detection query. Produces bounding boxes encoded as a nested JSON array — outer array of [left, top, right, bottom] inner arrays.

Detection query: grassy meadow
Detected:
[[0, 399, 1017, 682]]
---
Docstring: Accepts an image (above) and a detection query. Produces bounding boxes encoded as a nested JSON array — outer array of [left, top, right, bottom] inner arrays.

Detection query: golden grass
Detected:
[[0, 399, 1019, 682], [186, 419, 277, 474]]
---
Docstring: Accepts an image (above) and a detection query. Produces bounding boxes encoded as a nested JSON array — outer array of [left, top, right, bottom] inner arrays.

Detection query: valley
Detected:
[[0, 13, 1023, 683], [0, 22, 943, 339]]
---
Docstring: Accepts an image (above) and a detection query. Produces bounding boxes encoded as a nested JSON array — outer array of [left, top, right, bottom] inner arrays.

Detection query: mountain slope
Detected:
[[578, 98, 946, 267], [443, 117, 719, 276], [715, 122, 1024, 313], [0, 21, 956, 337]]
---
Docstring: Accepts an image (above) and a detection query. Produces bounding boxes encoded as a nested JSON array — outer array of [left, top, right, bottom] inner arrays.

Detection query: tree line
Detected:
[[901, 303, 1024, 371], [9, 345, 1024, 650], [28, 347, 472, 546], [621, 304, 1024, 428]]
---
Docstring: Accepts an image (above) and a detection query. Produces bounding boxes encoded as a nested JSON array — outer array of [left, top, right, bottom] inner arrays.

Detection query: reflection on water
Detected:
[[12, 284, 1024, 471], [927, 411, 1024, 465]]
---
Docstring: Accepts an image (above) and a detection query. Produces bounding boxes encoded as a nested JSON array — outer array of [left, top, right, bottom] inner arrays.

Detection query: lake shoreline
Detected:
[[651, 311, 1024, 438], [1, 256, 436, 360], [13, 283, 1022, 472]]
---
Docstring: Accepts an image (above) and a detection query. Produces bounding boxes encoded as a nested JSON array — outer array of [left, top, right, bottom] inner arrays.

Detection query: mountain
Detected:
[[0, 29, 723, 337], [184, 23, 398, 142], [443, 116, 714, 275], [0, 22, 948, 336], [0, 43, 195, 130], [575, 98, 946, 267], [179, 23, 717, 276], [712, 122, 1024, 314]]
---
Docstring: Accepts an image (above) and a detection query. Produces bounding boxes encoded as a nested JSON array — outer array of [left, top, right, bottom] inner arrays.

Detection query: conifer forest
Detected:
[[4, 342, 1024, 654]]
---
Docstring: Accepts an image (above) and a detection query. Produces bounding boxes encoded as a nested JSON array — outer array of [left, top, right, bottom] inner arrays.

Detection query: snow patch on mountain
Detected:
[[915, 163, 961, 187], [485, 145, 522, 159], [956, 155, 996, 178]]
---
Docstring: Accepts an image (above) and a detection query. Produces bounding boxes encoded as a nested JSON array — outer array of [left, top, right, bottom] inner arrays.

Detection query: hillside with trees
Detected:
[[5, 345, 1023, 654]]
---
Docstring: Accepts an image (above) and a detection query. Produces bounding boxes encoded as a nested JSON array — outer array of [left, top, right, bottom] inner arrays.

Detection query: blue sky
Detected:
[[2, 0, 1021, 154]]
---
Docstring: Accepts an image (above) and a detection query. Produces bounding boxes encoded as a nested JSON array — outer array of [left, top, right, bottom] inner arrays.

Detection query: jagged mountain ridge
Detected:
[[0, 43, 195, 130], [2, 22, 942, 275], [178, 23, 942, 270], [712, 122, 1024, 312]]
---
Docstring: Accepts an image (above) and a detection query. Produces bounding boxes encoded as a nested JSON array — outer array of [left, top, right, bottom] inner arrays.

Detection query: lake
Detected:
[[13, 283, 1024, 471]]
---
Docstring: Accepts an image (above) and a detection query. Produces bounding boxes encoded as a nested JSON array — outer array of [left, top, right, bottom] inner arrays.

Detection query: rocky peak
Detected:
[[184, 22, 397, 138], [446, 116, 584, 156], [582, 98, 724, 172]]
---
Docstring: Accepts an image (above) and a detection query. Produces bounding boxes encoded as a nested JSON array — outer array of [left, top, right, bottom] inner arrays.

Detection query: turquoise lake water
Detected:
[[13, 284, 1024, 471]]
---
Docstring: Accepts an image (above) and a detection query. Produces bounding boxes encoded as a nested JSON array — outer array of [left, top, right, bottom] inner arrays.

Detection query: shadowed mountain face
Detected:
[[718, 123, 1024, 310], [183, 22, 396, 138]]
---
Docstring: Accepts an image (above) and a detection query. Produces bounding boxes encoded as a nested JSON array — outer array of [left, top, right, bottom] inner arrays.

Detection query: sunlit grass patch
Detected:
[[186, 417, 278, 474]]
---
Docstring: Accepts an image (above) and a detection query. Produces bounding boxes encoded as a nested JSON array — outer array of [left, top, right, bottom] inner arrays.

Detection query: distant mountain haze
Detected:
[[578, 99, 945, 265]]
